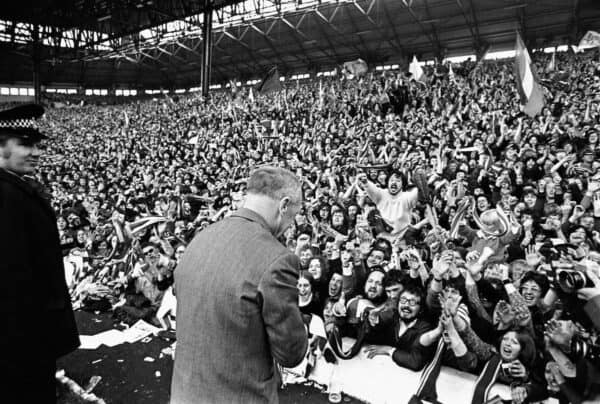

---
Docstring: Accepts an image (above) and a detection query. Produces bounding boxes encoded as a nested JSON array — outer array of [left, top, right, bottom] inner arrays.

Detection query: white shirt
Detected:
[[376, 188, 418, 235]]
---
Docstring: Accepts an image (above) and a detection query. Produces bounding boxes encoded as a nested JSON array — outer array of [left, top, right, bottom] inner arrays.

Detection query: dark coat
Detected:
[[371, 314, 435, 371], [0, 168, 79, 361], [171, 208, 308, 404]]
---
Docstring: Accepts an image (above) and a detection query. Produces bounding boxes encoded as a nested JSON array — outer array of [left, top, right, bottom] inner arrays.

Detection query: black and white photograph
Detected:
[[1, 0, 600, 403]]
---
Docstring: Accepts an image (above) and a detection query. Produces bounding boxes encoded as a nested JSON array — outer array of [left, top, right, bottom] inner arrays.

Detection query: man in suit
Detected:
[[171, 166, 308, 404], [0, 104, 79, 402]]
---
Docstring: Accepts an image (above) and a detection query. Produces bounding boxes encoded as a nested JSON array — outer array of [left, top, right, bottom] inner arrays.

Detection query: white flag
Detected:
[[547, 50, 556, 72], [579, 31, 600, 48], [448, 63, 456, 82], [409, 55, 424, 81]]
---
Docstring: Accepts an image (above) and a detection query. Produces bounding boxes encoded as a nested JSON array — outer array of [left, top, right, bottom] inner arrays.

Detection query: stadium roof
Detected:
[[0, 0, 599, 89]]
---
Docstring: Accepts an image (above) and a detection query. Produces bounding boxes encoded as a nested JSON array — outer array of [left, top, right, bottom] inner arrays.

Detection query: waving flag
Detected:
[[546, 49, 556, 72], [229, 79, 238, 94], [409, 55, 425, 82], [342, 58, 368, 79], [579, 30, 600, 48], [448, 63, 456, 82], [318, 79, 324, 109], [256, 67, 282, 94], [514, 31, 545, 117]]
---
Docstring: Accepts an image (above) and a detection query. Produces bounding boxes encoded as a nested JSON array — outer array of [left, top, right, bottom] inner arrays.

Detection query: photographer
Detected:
[[545, 266, 600, 403]]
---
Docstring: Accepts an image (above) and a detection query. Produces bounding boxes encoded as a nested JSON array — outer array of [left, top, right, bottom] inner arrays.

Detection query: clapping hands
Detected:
[[432, 250, 454, 280]]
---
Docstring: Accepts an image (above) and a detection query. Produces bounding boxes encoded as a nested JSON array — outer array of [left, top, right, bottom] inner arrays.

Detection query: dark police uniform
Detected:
[[0, 105, 79, 403]]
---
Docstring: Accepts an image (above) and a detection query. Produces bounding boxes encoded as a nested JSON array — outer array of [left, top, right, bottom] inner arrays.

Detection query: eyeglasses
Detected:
[[399, 297, 420, 307]]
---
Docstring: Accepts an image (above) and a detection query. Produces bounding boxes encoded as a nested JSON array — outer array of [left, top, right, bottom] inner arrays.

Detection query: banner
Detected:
[[514, 31, 545, 117]]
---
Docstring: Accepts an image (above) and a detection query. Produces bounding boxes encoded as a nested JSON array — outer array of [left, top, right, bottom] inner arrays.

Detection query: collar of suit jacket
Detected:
[[230, 207, 273, 234]]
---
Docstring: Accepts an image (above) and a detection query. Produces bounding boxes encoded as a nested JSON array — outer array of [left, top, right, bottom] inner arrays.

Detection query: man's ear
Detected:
[[279, 197, 291, 213]]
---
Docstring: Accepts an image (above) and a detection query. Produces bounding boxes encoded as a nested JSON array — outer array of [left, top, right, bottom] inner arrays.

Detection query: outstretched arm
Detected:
[[356, 173, 384, 205]]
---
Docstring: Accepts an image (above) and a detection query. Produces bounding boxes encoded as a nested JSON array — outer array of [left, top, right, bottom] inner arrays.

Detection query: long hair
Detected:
[[298, 270, 316, 291], [513, 330, 537, 368], [387, 168, 408, 191], [307, 255, 329, 281]]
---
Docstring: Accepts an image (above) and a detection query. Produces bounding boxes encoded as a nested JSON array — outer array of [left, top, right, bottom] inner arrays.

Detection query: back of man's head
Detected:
[[247, 166, 302, 203]]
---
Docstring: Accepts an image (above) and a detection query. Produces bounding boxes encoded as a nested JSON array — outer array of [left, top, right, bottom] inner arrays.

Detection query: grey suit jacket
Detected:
[[171, 208, 308, 404]]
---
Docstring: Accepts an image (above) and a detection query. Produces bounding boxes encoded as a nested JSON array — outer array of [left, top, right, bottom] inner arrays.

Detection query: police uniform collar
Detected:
[[0, 167, 37, 196]]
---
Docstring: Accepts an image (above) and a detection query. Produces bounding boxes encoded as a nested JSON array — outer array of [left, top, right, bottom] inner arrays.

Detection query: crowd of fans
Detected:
[[29, 47, 600, 403]]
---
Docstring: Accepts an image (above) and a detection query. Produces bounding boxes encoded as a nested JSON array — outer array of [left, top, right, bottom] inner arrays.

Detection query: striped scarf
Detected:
[[409, 339, 502, 404]]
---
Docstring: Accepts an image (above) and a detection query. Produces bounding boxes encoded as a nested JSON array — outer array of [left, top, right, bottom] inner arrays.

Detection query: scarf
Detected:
[[408, 340, 502, 404]]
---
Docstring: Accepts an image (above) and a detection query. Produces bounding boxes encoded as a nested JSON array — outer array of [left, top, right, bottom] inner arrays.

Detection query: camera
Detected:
[[556, 269, 593, 294], [571, 337, 600, 366], [539, 242, 561, 262]]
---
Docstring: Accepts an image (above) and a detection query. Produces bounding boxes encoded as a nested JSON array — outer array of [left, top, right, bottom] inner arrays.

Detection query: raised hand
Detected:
[[525, 245, 541, 268], [432, 250, 453, 279], [332, 292, 347, 317], [544, 319, 576, 351], [594, 193, 600, 217], [466, 250, 480, 262]]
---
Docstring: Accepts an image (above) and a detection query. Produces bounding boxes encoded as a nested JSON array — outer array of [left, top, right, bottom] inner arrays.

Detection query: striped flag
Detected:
[[514, 31, 545, 117], [409, 55, 425, 82]]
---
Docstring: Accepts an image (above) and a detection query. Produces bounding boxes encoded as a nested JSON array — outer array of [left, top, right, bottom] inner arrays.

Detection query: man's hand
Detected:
[[510, 385, 528, 404], [525, 245, 541, 268], [593, 193, 600, 217], [577, 266, 600, 301], [466, 251, 480, 262], [571, 205, 586, 221], [440, 290, 462, 317], [545, 362, 564, 392], [363, 345, 394, 359], [332, 292, 347, 317], [522, 217, 533, 233], [295, 234, 311, 252], [589, 180, 600, 194], [545, 319, 576, 352], [432, 251, 453, 280]]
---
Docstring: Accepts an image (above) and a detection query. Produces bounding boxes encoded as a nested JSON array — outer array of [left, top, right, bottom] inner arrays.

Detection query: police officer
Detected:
[[0, 104, 79, 403]]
